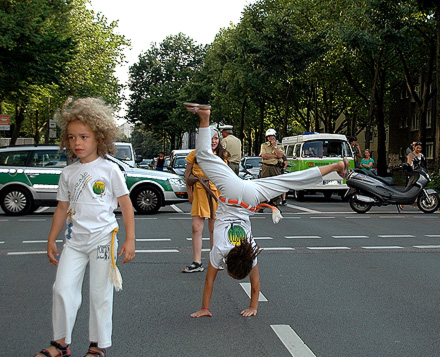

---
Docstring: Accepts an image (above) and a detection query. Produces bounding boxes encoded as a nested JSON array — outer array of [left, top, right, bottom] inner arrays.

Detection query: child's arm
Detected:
[[241, 264, 260, 317], [190, 262, 218, 318], [47, 201, 69, 266], [118, 194, 136, 263]]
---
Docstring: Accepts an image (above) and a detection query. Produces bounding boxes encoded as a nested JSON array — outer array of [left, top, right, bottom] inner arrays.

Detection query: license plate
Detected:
[[323, 180, 341, 185]]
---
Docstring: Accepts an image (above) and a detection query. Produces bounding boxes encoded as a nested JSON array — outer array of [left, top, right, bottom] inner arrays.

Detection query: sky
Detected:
[[89, 0, 253, 120]]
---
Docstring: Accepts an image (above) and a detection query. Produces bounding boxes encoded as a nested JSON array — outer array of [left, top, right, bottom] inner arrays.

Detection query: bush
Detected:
[[427, 170, 440, 193]]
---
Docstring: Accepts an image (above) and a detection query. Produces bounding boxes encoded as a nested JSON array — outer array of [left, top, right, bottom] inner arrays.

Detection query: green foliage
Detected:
[[427, 170, 440, 194]]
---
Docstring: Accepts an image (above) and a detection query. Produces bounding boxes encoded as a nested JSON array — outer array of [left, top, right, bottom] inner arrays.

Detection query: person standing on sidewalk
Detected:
[[219, 124, 242, 175]]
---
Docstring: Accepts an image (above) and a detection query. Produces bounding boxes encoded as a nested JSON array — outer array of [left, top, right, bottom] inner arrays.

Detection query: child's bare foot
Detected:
[[184, 102, 211, 126], [338, 157, 350, 179]]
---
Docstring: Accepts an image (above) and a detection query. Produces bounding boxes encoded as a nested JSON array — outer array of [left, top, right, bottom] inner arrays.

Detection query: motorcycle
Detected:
[[346, 157, 439, 214]]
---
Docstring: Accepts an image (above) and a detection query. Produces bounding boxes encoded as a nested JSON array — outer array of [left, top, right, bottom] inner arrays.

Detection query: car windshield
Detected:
[[174, 157, 187, 168], [246, 157, 262, 167], [302, 140, 351, 158], [115, 145, 132, 161]]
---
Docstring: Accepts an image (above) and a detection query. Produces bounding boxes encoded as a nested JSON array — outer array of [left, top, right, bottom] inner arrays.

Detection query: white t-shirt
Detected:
[[57, 157, 129, 247], [210, 215, 257, 269]]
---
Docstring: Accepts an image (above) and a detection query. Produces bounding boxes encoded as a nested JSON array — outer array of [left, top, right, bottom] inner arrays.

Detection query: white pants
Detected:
[[196, 127, 322, 207], [52, 233, 117, 348]]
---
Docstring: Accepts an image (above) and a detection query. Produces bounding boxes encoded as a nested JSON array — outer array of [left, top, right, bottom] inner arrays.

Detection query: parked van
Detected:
[[115, 142, 137, 167], [282, 132, 354, 200]]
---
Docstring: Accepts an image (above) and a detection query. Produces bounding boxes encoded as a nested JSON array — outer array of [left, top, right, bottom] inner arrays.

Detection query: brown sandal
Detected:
[[35, 341, 71, 357], [83, 342, 106, 357]]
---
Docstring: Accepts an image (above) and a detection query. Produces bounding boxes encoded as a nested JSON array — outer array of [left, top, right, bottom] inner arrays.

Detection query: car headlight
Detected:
[[169, 178, 185, 186]]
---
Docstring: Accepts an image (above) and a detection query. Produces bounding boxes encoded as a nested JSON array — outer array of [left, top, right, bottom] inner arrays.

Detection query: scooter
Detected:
[[346, 157, 439, 213]]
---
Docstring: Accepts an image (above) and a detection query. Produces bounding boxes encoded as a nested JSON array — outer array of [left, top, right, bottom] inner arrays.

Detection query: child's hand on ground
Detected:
[[47, 241, 59, 266], [240, 308, 257, 317], [190, 309, 212, 318], [120, 240, 135, 263]]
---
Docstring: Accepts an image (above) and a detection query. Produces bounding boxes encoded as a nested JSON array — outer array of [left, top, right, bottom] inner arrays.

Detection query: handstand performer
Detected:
[[185, 103, 349, 318]]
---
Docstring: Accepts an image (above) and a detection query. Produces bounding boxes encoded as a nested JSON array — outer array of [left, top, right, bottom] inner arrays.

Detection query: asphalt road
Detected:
[[1, 195, 440, 356]]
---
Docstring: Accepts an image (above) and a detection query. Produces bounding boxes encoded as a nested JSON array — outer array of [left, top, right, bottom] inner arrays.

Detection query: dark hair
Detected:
[[226, 240, 261, 280], [348, 137, 357, 143], [415, 142, 422, 147], [213, 137, 228, 161]]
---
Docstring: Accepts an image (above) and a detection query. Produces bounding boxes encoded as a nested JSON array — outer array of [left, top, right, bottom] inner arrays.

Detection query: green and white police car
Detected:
[[0, 145, 187, 215]]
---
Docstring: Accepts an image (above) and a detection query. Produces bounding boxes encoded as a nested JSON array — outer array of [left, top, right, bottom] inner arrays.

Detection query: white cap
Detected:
[[219, 124, 233, 130]]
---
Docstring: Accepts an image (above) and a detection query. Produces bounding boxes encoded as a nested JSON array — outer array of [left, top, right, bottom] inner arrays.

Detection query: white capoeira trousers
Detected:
[[195, 127, 322, 207], [52, 232, 117, 348]]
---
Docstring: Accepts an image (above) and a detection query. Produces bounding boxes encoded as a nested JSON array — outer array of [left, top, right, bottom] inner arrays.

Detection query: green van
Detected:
[[281, 133, 355, 200]]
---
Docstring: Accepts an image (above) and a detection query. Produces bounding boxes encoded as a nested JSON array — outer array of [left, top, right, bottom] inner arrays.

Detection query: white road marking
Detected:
[[136, 238, 171, 242], [286, 204, 321, 214], [18, 219, 47, 222], [254, 236, 273, 240], [263, 247, 295, 251], [379, 216, 406, 219], [378, 235, 415, 238], [281, 217, 301, 219], [271, 324, 316, 357], [307, 246, 350, 250], [413, 245, 440, 249], [135, 217, 157, 220], [8, 251, 46, 255], [186, 237, 210, 240], [169, 217, 192, 220], [240, 283, 268, 301], [0, 241, 4, 244], [345, 216, 370, 219], [285, 236, 320, 239], [332, 235, 369, 239], [362, 246, 403, 249], [23, 240, 62, 243], [135, 249, 179, 253], [310, 216, 335, 219], [34, 206, 50, 213], [426, 235, 440, 238], [171, 204, 184, 213]]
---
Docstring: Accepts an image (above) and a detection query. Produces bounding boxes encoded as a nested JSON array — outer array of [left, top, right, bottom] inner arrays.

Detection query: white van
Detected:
[[282, 133, 354, 200], [114, 142, 136, 167]]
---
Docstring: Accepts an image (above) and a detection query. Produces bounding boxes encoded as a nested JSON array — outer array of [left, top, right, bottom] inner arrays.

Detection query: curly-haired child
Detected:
[[35, 98, 135, 357], [185, 103, 349, 318]]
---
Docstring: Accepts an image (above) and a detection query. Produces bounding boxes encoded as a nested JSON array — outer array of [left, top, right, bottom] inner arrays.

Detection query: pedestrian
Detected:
[[182, 126, 228, 273], [153, 151, 169, 171], [259, 128, 284, 208], [184, 103, 349, 318], [349, 137, 362, 168], [34, 97, 136, 357], [407, 141, 425, 167], [219, 124, 242, 175], [281, 154, 288, 205], [359, 149, 374, 170]]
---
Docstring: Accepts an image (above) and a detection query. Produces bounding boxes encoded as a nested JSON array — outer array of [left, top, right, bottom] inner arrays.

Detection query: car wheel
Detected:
[[0, 186, 33, 216], [323, 191, 333, 200], [294, 190, 305, 201], [131, 185, 162, 214]]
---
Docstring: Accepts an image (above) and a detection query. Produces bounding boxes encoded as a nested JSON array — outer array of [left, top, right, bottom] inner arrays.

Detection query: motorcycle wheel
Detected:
[[417, 192, 440, 213], [349, 195, 373, 214]]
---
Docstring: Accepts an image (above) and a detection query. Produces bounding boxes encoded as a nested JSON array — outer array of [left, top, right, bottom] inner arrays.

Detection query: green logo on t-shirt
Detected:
[[92, 180, 106, 195], [227, 225, 247, 246]]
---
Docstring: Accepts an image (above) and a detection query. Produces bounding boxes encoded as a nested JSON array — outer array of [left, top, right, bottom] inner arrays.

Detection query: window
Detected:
[[31, 151, 67, 168], [294, 144, 301, 158], [404, 116, 408, 128], [0, 151, 29, 166], [425, 142, 434, 160], [411, 114, 419, 130], [426, 110, 432, 129]]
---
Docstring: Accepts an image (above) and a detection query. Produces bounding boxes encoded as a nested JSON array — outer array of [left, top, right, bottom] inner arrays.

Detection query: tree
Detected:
[[127, 33, 206, 150]]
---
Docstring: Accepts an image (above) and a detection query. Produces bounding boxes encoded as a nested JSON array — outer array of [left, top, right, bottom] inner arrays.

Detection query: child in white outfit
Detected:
[[35, 98, 135, 357], [185, 104, 349, 318]]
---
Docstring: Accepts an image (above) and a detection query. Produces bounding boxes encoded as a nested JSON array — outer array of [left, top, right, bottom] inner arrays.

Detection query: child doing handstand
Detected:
[[185, 103, 349, 318], [35, 98, 135, 357]]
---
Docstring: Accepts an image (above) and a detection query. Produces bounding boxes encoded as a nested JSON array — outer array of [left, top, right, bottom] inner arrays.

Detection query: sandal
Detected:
[[84, 342, 106, 357], [35, 341, 71, 357], [182, 261, 204, 273]]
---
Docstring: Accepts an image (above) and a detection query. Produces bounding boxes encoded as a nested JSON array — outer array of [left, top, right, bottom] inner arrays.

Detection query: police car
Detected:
[[0, 145, 187, 215]]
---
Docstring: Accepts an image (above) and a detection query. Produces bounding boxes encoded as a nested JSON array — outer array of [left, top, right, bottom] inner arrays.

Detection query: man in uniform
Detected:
[[259, 128, 284, 208], [219, 124, 242, 175]]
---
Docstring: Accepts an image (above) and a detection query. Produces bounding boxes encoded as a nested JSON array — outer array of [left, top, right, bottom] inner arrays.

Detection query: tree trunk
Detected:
[[435, 3, 440, 172], [10, 103, 26, 146]]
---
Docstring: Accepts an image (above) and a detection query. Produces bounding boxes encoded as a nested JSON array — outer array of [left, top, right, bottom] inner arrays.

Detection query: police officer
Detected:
[[259, 128, 284, 208], [219, 124, 242, 175]]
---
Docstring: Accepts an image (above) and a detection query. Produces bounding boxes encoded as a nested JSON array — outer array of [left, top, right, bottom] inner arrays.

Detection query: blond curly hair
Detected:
[[56, 97, 119, 160]]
